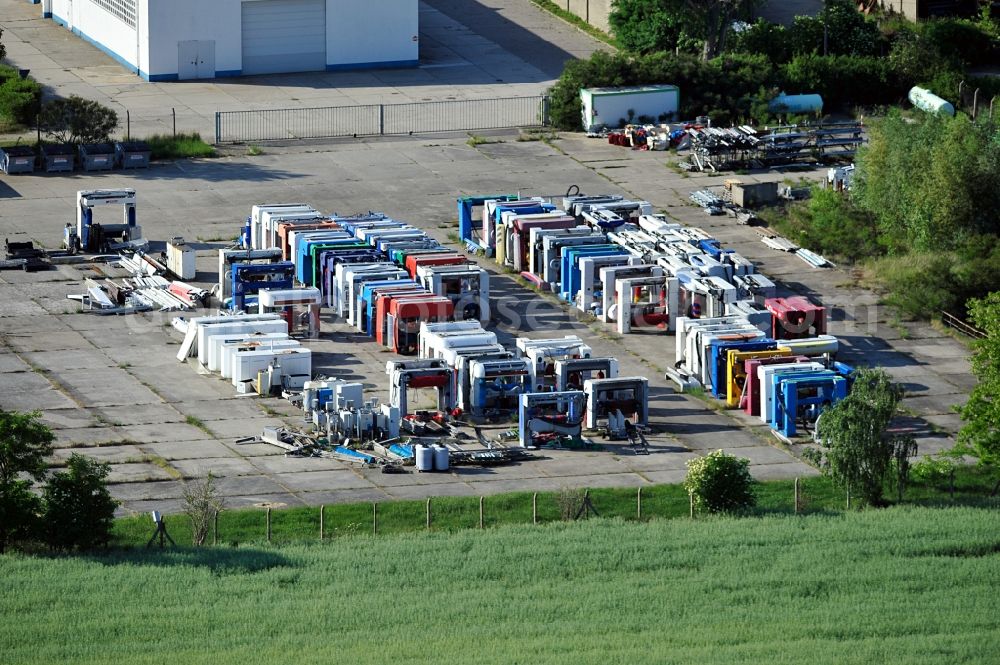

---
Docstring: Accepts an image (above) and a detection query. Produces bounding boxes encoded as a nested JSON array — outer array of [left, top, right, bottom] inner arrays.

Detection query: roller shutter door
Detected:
[[241, 0, 326, 75]]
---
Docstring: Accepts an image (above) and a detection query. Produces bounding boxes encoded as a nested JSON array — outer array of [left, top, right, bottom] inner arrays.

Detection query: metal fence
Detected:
[[214, 96, 550, 144]]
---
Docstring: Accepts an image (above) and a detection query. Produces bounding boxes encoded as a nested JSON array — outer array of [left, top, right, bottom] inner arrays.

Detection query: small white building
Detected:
[[38, 0, 419, 81]]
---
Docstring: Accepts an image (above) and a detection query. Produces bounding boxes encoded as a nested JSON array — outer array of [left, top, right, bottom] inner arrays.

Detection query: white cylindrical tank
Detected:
[[433, 445, 450, 472], [768, 93, 823, 114], [908, 87, 955, 117], [415, 445, 434, 472]]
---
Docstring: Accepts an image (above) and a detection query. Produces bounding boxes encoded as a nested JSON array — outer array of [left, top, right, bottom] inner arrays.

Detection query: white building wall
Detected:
[[325, 0, 419, 69], [47, 0, 418, 80], [145, 0, 241, 80]]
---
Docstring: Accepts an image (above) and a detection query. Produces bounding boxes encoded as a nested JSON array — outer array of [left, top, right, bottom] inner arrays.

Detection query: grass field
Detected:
[[4, 506, 1000, 664], [110, 468, 996, 547]]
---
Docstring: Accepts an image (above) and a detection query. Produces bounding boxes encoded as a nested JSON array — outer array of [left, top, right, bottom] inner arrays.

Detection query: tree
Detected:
[[182, 472, 225, 546], [853, 111, 1000, 253], [42, 453, 118, 551], [956, 292, 1000, 495], [786, 0, 885, 58], [807, 368, 911, 506], [609, 0, 752, 60], [609, 0, 689, 55], [39, 95, 118, 144], [0, 410, 53, 553], [689, 0, 745, 60], [684, 449, 756, 514]]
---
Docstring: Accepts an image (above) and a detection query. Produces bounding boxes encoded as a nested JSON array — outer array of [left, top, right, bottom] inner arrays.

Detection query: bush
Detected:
[[145, 132, 216, 159], [867, 238, 1000, 319], [42, 454, 118, 551], [779, 54, 904, 110], [854, 112, 1000, 252], [910, 454, 958, 486], [786, 1, 886, 58], [0, 70, 42, 126], [919, 18, 996, 68], [548, 51, 777, 130], [39, 95, 118, 144], [730, 19, 791, 64], [0, 480, 41, 552], [683, 450, 756, 514], [773, 188, 882, 264]]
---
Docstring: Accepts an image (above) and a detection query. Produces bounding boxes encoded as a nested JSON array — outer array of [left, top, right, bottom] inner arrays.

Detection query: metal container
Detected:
[[115, 141, 151, 169], [433, 444, 450, 471], [415, 444, 434, 472], [79, 143, 115, 171], [41, 144, 74, 172], [166, 237, 196, 280], [580, 85, 680, 132], [0, 145, 35, 174]]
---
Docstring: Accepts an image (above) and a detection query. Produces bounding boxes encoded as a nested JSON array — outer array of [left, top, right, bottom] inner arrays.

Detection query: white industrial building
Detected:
[[37, 0, 418, 81]]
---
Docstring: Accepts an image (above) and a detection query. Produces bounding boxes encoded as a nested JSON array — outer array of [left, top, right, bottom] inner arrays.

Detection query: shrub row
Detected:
[[548, 50, 913, 130]]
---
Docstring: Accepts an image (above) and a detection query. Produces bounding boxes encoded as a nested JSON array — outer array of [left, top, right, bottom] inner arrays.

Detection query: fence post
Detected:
[[479, 496, 485, 529], [378, 104, 385, 136], [636, 487, 642, 521], [213, 510, 219, 546], [532, 493, 538, 525], [846, 486, 851, 511], [426, 498, 431, 530], [215, 112, 221, 145], [266, 507, 271, 543], [973, 88, 980, 120], [319, 505, 325, 541], [542, 95, 551, 127], [794, 478, 800, 514], [689, 491, 695, 518], [126, 110, 130, 141], [172, 107, 176, 138], [373, 502, 378, 536]]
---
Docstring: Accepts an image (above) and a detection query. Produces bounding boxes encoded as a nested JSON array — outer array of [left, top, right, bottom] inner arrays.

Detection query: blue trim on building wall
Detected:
[[326, 59, 419, 72], [49, 13, 142, 78], [146, 70, 238, 81]]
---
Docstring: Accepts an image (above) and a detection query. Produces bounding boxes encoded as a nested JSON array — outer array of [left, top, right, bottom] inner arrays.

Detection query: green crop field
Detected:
[[3, 506, 1000, 664]]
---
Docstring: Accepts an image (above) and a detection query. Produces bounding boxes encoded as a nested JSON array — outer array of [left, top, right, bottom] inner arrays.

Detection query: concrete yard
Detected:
[[0, 0, 972, 517], [0, 131, 971, 516]]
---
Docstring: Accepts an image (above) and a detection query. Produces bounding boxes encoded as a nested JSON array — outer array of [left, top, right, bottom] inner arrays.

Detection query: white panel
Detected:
[[325, 0, 417, 68], [241, 0, 325, 75], [178, 40, 199, 80]]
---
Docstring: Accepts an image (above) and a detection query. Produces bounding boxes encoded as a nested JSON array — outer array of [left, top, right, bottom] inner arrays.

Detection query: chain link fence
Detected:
[[214, 96, 550, 144]]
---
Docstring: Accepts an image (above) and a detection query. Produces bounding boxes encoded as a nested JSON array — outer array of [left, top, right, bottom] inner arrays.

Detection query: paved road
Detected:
[[0, 0, 607, 142]]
